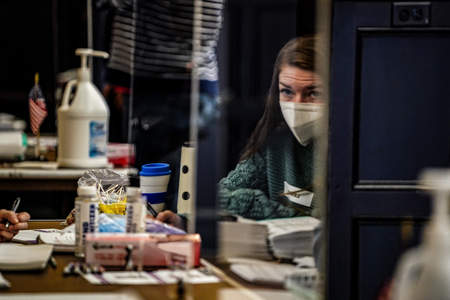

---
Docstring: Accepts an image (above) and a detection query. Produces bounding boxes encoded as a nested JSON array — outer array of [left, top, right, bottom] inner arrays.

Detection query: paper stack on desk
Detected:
[[230, 260, 300, 285], [218, 221, 272, 260], [219, 216, 320, 260], [258, 216, 320, 259], [0, 244, 53, 271], [82, 269, 220, 285], [12, 224, 75, 252], [0, 292, 144, 300], [38, 229, 75, 252]]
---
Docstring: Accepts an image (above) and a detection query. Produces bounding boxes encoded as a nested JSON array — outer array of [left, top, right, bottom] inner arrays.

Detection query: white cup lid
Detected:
[[77, 185, 97, 196], [127, 186, 142, 197]]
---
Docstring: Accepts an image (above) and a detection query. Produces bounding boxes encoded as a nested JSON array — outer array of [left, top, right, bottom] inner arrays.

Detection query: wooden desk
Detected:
[[1, 221, 230, 299], [2, 254, 229, 299], [0, 167, 137, 192], [0, 168, 137, 219]]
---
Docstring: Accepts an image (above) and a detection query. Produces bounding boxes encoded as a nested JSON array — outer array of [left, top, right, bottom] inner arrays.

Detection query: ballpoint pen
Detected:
[[49, 256, 57, 269], [279, 189, 310, 197], [5, 197, 21, 229], [146, 202, 158, 218]]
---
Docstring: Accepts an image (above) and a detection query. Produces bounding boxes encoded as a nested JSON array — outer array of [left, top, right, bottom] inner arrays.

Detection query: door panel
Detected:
[[327, 1, 450, 299]]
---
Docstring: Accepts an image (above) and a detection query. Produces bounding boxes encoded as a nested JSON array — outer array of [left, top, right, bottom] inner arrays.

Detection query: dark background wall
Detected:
[[219, 0, 300, 171], [219, 0, 318, 172], [0, 0, 87, 135], [0, 0, 87, 219]]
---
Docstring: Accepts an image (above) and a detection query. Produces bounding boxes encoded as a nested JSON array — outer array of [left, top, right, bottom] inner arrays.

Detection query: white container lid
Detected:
[[77, 185, 97, 197], [126, 187, 142, 197]]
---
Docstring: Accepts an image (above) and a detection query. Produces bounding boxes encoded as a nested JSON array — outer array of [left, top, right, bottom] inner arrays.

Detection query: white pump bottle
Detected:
[[57, 49, 110, 168], [392, 169, 450, 300]]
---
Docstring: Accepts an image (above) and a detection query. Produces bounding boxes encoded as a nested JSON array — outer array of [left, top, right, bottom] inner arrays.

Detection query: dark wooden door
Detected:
[[327, 1, 450, 299]]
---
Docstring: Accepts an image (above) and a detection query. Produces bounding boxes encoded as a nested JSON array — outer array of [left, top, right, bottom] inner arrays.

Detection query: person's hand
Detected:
[[0, 210, 30, 242], [65, 208, 76, 225], [156, 210, 184, 230]]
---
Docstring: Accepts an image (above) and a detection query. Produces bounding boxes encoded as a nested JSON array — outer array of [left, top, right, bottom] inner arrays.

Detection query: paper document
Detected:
[[221, 216, 320, 259], [12, 230, 40, 244], [84, 272, 160, 285], [283, 181, 313, 207], [0, 273, 10, 289], [0, 292, 143, 300], [83, 269, 220, 285], [153, 269, 220, 284], [258, 217, 320, 238], [219, 288, 297, 300], [257, 217, 320, 258], [13, 225, 75, 252], [0, 244, 53, 271], [293, 256, 316, 268], [230, 261, 299, 285], [218, 221, 271, 260], [38, 226, 75, 252]]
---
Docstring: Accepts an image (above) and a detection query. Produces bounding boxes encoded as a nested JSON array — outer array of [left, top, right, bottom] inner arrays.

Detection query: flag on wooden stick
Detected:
[[29, 73, 47, 158], [29, 73, 47, 135]]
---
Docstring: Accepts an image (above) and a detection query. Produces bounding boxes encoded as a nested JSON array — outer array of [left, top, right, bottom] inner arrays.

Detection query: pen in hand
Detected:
[[5, 197, 21, 229], [146, 202, 158, 218], [280, 189, 310, 197]]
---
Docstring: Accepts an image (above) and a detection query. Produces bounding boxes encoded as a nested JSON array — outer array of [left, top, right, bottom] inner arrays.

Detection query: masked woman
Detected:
[[157, 36, 325, 226], [217, 35, 324, 220]]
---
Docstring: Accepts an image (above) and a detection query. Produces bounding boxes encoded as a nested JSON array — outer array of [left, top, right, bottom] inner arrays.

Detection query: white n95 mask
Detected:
[[280, 101, 324, 146]]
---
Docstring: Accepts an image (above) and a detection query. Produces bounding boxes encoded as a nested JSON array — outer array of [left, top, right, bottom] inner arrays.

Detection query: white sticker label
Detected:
[[89, 121, 107, 158], [283, 181, 314, 207]]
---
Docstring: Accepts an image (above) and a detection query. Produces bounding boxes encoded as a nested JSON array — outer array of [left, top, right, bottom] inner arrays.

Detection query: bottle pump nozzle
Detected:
[[420, 169, 450, 244], [75, 48, 109, 81]]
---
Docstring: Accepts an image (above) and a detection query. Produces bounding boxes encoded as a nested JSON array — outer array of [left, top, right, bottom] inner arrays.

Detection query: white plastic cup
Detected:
[[139, 163, 171, 214]]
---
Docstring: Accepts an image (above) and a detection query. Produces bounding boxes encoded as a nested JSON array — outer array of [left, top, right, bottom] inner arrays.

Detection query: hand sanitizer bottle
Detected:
[[392, 169, 450, 300], [57, 49, 110, 168]]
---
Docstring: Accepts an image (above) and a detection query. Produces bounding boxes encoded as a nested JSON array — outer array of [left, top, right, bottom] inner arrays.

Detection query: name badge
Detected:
[[283, 181, 313, 207]]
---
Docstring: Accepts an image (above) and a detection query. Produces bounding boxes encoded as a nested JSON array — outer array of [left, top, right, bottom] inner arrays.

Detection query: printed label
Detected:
[[75, 203, 81, 252], [89, 121, 107, 158], [89, 204, 97, 232], [126, 203, 144, 233], [126, 204, 134, 233], [82, 221, 89, 247], [283, 181, 314, 207], [75, 200, 99, 256]]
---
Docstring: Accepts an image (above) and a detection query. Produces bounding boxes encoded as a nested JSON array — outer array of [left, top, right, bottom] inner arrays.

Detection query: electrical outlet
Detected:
[[393, 2, 430, 26]]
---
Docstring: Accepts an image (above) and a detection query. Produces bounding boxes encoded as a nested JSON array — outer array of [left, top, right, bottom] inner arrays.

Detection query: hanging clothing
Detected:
[[104, 0, 223, 81]]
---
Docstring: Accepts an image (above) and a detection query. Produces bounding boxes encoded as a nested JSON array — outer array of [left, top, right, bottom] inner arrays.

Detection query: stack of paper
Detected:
[[218, 221, 272, 260], [12, 224, 75, 252], [219, 288, 297, 300], [229, 260, 300, 285], [259, 217, 321, 259], [0, 292, 143, 300], [11, 230, 39, 244], [82, 269, 220, 285], [38, 224, 75, 252], [0, 244, 53, 271], [219, 216, 320, 260]]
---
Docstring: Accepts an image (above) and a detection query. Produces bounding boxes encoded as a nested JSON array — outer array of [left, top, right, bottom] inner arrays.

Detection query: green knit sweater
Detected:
[[218, 127, 315, 220]]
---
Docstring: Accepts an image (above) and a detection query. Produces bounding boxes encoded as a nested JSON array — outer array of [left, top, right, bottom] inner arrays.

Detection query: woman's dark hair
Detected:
[[240, 35, 321, 161]]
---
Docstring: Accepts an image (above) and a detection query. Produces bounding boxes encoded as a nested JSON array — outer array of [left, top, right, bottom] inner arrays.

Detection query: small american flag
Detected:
[[28, 73, 47, 135]]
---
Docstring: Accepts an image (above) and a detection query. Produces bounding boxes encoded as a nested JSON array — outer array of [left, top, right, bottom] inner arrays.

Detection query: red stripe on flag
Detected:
[[29, 99, 47, 135]]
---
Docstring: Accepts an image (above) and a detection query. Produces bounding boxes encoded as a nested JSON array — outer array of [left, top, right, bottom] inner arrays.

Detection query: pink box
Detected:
[[85, 233, 201, 267]]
